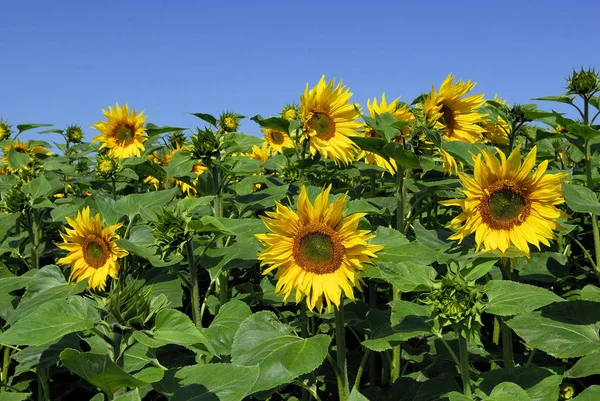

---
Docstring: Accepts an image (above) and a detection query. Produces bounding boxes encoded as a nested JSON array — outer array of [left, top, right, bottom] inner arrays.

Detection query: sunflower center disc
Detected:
[[309, 112, 336, 140], [440, 104, 456, 132], [84, 236, 109, 268], [117, 125, 134, 144], [300, 233, 335, 264], [487, 189, 526, 221], [270, 131, 285, 144]]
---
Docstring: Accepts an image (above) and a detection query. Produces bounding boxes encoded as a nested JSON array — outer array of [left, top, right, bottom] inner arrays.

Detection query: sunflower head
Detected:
[[280, 103, 301, 120], [102, 280, 155, 329], [57, 207, 128, 291], [567, 67, 600, 96], [300, 76, 362, 165], [66, 124, 85, 143], [256, 185, 383, 312], [422, 73, 486, 143], [2, 185, 28, 213], [191, 127, 221, 162], [250, 142, 271, 163], [151, 207, 194, 256], [76, 158, 90, 174], [559, 382, 576, 400], [262, 128, 293, 154], [92, 103, 148, 159], [219, 111, 241, 132], [440, 145, 568, 256], [0, 119, 12, 140], [96, 155, 120, 178]]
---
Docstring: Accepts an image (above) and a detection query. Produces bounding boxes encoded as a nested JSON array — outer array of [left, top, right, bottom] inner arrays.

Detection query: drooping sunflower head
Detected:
[[440, 145, 568, 256], [262, 128, 293, 154], [300, 76, 362, 165], [66, 124, 85, 143], [92, 103, 148, 159], [422, 73, 486, 143], [0, 119, 12, 140], [280, 103, 301, 120], [256, 185, 383, 312], [57, 207, 128, 291]]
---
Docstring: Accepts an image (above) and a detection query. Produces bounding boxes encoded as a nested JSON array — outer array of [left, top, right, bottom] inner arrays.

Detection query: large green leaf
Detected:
[[367, 227, 437, 273], [165, 150, 195, 181], [483, 382, 531, 401], [114, 188, 178, 220], [7, 147, 31, 170], [154, 363, 259, 401], [0, 297, 96, 346], [22, 174, 52, 199], [6, 265, 88, 325], [572, 386, 600, 401], [506, 301, 600, 358], [12, 333, 80, 374], [377, 262, 437, 292], [60, 349, 162, 399], [204, 300, 252, 356], [133, 309, 214, 354], [251, 115, 300, 135], [231, 311, 330, 393], [484, 280, 564, 316], [477, 367, 561, 401], [565, 351, 600, 378], [348, 388, 370, 401], [562, 182, 600, 215], [0, 393, 32, 401]]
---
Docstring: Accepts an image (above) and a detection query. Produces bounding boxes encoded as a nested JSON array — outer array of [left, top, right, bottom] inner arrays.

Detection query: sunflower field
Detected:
[[0, 68, 600, 401]]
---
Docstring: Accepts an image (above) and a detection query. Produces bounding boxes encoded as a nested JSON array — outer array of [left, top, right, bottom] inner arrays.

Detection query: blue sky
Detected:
[[1, 0, 599, 144]]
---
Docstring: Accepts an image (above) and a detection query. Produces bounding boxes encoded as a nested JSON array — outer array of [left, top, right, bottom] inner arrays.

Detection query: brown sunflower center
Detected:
[[440, 104, 456, 132], [269, 131, 285, 145], [479, 180, 531, 230], [365, 129, 378, 138], [83, 235, 110, 268], [293, 222, 343, 274], [308, 112, 336, 140], [116, 125, 135, 144]]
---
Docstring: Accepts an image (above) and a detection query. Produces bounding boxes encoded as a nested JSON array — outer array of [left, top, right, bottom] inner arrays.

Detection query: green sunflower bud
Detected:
[[191, 127, 220, 162], [0, 119, 12, 141], [218, 111, 242, 133], [100, 280, 162, 330], [95, 155, 120, 178], [65, 124, 85, 143], [280, 103, 301, 120], [559, 382, 576, 400], [75, 158, 90, 174], [509, 104, 530, 124], [281, 162, 300, 184], [567, 68, 600, 97], [151, 207, 195, 256], [424, 273, 485, 343], [2, 185, 28, 213], [168, 130, 187, 149]]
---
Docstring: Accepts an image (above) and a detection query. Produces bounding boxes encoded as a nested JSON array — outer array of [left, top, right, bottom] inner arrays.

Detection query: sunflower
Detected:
[[57, 207, 128, 291], [440, 149, 462, 175], [93, 103, 148, 159], [256, 185, 383, 312], [262, 128, 294, 154], [2, 140, 51, 173], [423, 74, 486, 143], [440, 146, 568, 256], [250, 142, 271, 163], [357, 94, 416, 174], [300, 76, 362, 165]]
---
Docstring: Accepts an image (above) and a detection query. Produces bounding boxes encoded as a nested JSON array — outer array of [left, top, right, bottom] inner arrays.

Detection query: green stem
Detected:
[[27, 208, 40, 271], [501, 320, 514, 369], [111, 177, 117, 200], [457, 330, 472, 396], [491, 316, 501, 370], [390, 288, 402, 381], [368, 283, 377, 387], [1, 346, 10, 391], [300, 303, 309, 401], [353, 349, 371, 390], [584, 139, 600, 274], [334, 304, 349, 401], [36, 367, 50, 401], [438, 336, 461, 368], [186, 241, 201, 328], [214, 194, 229, 311], [525, 348, 537, 367]]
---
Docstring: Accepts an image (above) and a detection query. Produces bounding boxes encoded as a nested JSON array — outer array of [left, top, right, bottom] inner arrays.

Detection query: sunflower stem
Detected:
[[213, 194, 229, 312], [457, 330, 472, 396], [353, 349, 371, 391], [584, 139, 600, 276], [36, 366, 50, 401], [111, 177, 117, 200], [1, 345, 11, 392], [186, 240, 201, 329], [501, 320, 514, 369], [490, 316, 501, 370], [334, 304, 350, 401]]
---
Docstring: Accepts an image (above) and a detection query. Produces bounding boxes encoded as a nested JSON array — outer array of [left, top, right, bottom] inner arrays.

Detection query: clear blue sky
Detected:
[[1, 0, 599, 143]]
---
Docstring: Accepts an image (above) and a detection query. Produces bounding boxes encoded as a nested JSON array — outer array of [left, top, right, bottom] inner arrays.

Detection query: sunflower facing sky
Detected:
[[300, 76, 362, 165], [256, 185, 383, 312], [57, 207, 128, 291], [93, 103, 148, 159], [357, 94, 416, 174], [440, 146, 568, 256], [423, 74, 486, 143]]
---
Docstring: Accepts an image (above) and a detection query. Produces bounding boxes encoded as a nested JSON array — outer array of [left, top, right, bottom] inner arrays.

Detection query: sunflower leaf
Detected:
[[562, 182, 600, 215], [204, 300, 252, 356], [7, 147, 31, 170], [484, 280, 564, 316], [231, 311, 330, 393]]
